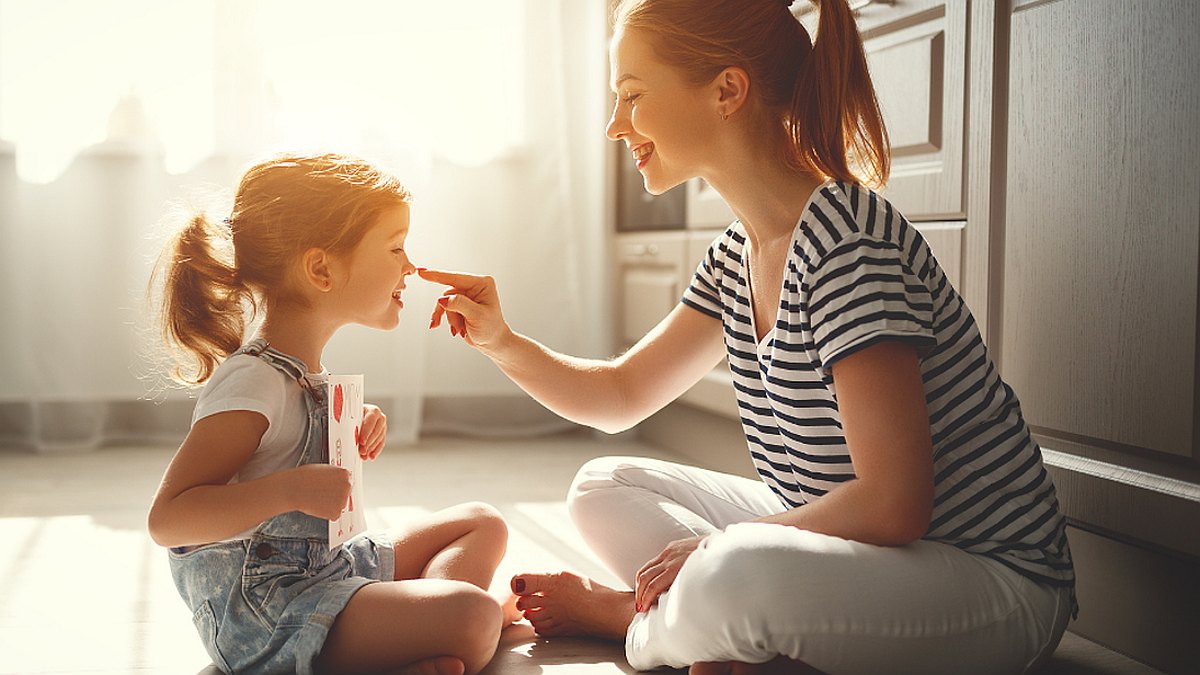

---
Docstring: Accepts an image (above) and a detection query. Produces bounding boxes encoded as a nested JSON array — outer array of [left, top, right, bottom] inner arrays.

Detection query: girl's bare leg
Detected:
[[316, 578, 502, 675], [318, 502, 515, 674], [390, 502, 509, 587], [388, 501, 522, 623]]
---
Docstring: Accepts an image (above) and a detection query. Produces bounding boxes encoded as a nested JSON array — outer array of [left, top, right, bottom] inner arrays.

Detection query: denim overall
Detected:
[[169, 340, 394, 674]]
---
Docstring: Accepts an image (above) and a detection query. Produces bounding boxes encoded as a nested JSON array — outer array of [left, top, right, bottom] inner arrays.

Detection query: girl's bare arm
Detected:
[[147, 410, 350, 548]]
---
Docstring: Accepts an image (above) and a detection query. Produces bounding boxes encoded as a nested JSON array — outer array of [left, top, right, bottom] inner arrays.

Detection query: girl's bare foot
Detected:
[[398, 655, 465, 675], [499, 591, 523, 625], [510, 571, 636, 639], [689, 656, 821, 675]]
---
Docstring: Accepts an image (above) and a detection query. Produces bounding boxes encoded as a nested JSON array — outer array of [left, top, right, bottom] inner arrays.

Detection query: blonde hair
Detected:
[[152, 152, 412, 384], [613, 0, 890, 186]]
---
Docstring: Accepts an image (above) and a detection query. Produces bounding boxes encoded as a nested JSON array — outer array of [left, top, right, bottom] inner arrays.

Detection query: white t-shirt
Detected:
[[192, 353, 328, 484]]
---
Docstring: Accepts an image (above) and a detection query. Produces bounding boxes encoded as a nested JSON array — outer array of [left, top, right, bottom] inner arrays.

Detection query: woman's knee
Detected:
[[672, 524, 834, 618], [566, 455, 646, 515]]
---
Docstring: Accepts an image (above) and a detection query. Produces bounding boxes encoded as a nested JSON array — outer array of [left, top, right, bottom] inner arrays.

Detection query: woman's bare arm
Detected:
[[420, 268, 726, 434]]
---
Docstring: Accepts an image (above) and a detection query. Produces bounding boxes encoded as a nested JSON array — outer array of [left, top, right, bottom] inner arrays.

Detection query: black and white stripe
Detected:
[[682, 181, 1075, 596]]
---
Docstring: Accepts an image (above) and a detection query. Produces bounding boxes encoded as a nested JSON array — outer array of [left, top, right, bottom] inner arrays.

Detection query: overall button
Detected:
[[255, 543, 274, 560]]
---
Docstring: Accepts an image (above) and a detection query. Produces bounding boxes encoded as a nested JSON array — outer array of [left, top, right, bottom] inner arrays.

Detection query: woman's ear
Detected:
[[301, 247, 334, 292], [713, 66, 751, 120]]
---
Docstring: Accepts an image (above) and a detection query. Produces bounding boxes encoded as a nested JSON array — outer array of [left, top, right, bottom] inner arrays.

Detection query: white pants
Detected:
[[567, 456, 1072, 674]]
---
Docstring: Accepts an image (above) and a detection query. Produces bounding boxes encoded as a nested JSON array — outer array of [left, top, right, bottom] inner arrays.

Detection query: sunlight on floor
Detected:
[[0, 434, 657, 674]]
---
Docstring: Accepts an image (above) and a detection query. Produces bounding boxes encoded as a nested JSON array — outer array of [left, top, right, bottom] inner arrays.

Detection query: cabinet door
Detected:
[[912, 221, 964, 291], [1002, 0, 1200, 463], [862, 1, 966, 220], [617, 233, 687, 346], [795, 1, 966, 219]]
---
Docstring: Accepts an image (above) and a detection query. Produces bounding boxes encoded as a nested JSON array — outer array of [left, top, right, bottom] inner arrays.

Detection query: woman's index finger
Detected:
[[416, 267, 484, 287]]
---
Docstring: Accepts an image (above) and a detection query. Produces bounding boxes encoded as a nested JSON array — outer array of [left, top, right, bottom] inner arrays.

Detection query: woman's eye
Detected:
[[623, 93, 641, 103]]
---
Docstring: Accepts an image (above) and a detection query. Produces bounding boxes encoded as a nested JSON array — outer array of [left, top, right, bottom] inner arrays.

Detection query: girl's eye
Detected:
[[620, 93, 641, 104]]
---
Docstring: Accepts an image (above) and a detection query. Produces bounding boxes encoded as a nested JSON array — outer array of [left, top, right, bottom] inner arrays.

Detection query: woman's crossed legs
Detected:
[[512, 456, 1067, 675]]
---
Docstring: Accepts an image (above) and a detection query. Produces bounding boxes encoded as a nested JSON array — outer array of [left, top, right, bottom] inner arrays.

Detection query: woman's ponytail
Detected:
[[790, 0, 890, 186], [152, 214, 253, 385]]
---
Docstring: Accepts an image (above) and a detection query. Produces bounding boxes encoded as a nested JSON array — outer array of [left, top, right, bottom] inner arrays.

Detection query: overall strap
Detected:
[[233, 338, 313, 387], [233, 338, 328, 466]]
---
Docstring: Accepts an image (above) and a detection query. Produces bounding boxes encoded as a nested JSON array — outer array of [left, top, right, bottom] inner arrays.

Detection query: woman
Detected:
[[421, 0, 1075, 672]]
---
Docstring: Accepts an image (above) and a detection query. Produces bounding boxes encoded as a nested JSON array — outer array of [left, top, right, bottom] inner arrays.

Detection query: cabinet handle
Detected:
[[627, 244, 660, 258]]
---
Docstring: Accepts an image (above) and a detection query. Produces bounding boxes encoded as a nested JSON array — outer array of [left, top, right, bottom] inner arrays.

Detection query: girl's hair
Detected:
[[152, 152, 412, 385], [613, 0, 890, 186]]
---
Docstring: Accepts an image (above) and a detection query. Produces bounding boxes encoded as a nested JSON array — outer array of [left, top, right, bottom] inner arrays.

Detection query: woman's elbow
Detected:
[[890, 501, 932, 546]]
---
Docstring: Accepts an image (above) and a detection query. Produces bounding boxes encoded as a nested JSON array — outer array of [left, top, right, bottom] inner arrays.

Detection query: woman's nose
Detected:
[[606, 104, 627, 141]]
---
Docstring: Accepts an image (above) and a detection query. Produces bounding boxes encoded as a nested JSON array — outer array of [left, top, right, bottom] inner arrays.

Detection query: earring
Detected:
[[721, 112, 729, 121]]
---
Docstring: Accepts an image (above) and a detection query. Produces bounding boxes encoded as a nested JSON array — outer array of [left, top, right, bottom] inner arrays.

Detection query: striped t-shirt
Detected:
[[682, 181, 1075, 594]]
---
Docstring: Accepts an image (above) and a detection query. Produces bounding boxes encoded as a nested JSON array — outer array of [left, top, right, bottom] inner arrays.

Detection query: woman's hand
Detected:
[[634, 534, 707, 612], [359, 404, 386, 460], [417, 268, 512, 355], [284, 464, 352, 521]]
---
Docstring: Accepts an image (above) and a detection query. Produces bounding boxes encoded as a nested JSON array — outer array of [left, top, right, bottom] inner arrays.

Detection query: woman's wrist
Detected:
[[482, 325, 522, 363]]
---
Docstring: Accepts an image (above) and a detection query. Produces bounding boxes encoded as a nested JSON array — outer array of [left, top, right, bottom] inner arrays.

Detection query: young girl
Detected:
[[420, 0, 1076, 673], [147, 153, 512, 675]]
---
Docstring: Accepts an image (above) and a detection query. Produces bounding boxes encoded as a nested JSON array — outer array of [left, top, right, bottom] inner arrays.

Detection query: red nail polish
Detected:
[[513, 577, 525, 593]]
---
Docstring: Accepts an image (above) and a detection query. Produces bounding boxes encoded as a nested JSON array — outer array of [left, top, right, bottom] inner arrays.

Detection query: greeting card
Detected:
[[328, 374, 368, 549]]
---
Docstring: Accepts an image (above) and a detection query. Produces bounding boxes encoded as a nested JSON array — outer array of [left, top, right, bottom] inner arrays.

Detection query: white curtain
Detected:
[[0, 0, 612, 450]]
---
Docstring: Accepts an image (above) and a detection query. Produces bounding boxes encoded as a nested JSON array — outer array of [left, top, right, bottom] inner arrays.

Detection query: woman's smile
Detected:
[[631, 142, 655, 169]]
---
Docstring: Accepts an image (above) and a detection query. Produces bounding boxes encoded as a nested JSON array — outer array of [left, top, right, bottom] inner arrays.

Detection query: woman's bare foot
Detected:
[[689, 656, 821, 675], [397, 655, 465, 675], [510, 571, 636, 639]]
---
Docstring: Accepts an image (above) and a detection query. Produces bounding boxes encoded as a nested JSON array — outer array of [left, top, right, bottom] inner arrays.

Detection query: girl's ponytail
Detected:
[[153, 214, 253, 385], [790, 0, 890, 186]]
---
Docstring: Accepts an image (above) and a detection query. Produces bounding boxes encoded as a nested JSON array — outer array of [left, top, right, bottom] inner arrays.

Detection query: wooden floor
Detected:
[[0, 433, 1161, 674]]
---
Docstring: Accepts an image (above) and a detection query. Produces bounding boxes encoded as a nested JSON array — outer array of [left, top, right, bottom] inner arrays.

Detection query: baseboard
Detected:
[[1065, 525, 1200, 673]]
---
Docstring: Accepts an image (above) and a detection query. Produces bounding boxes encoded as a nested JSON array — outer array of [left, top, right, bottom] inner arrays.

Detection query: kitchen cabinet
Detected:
[[615, 232, 687, 345]]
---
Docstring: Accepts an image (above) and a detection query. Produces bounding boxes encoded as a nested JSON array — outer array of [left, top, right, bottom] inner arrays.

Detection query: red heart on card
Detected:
[[354, 425, 360, 447], [333, 384, 344, 422]]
